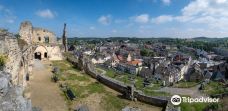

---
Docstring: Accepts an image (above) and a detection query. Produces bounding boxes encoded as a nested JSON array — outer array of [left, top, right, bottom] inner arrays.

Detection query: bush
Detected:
[[0, 54, 7, 70], [52, 67, 60, 74]]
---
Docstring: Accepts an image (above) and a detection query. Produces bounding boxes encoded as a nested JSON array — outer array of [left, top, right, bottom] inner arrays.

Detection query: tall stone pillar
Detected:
[[62, 23, 68, 52]]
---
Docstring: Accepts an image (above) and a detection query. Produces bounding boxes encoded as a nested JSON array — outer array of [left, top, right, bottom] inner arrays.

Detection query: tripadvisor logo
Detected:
[[171, 95, 219, 105], [171, 95, 182, 105]]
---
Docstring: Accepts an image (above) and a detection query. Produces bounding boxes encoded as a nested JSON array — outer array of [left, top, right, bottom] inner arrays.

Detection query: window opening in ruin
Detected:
[[38, 37, 41, 41], [44, 36, 49, 43], [44, 52, 47, 58]]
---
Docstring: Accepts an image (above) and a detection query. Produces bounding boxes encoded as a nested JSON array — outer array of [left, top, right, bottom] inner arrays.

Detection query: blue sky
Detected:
[[1, 0, 228, 38]]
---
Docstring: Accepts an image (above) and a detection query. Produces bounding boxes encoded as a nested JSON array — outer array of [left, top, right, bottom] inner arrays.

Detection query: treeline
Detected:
[[67, 37, 228, 52]]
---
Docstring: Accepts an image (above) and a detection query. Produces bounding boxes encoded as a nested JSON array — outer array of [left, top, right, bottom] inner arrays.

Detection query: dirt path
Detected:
[[29, 60, 68, 111]]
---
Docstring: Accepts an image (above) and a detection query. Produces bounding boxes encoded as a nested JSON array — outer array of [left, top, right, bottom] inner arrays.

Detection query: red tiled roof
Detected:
[[127, 60, 141, 65]]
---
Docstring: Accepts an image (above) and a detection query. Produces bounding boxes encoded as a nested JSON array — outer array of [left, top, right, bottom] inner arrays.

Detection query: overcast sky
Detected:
[[1, 0, 228, 38]]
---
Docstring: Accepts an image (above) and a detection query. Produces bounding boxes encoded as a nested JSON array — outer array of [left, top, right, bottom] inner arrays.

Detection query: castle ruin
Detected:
[[19, 21, 62, 61]]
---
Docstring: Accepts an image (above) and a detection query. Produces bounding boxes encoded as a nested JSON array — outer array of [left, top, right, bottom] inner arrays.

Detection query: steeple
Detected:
[[62, 23, 68, 52]]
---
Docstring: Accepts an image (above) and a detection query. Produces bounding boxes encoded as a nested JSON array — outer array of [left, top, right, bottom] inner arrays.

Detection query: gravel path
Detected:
[[29, 60, 67, 111]]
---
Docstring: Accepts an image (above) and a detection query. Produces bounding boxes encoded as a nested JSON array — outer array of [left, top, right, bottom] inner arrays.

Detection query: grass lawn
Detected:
[[67, 73, 90, 81], [203, 81, 227, 95], [95, 68, 104, 74], [68, 81, 105, 98], [97, 66, 170, 97], [52, 60, 74, 72], [180, 102, 209, 111], [105, 68, 118, 78], [174, 81, 199, 88], [101, 93, 127, 111], [180, 102, 223, 111], [143, 88, 170, 97], [52, 60, 129, 111]]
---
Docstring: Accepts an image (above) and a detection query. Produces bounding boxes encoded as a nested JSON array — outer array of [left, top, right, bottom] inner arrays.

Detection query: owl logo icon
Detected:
[[171, 95, 182, 105]]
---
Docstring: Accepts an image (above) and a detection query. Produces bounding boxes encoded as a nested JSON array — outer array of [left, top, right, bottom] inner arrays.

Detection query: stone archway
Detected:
[[34, 45, 48, 60]]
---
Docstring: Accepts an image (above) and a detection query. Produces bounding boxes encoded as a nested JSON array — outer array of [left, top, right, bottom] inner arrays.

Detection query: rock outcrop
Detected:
[[0, 71, 32, 111]]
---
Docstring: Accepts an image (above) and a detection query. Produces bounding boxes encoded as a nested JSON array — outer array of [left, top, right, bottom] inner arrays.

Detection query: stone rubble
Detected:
[[0, 71, 32, 111], [122, 106, 142, 111]]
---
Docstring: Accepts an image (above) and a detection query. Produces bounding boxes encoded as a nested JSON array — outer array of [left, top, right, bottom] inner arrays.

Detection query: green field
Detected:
[[52, 60, 132, 111]]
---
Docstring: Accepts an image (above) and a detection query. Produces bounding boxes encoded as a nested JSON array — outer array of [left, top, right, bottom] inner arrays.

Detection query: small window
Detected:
[[44, 36, 49, 43], [38, 37, 41, 41]]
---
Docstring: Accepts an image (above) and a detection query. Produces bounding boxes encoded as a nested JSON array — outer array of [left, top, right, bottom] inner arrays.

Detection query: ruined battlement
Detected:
[[19, 21, 57, 44], [0, 30, 33, 88], [33, 27, 56, 35]]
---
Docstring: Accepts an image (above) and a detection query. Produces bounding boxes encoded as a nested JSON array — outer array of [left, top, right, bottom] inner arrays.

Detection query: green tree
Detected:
[[15, 34, 21, 39], [140, 49, 154, 57]]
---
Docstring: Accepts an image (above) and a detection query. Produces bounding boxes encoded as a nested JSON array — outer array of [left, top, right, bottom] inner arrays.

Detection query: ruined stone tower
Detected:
[[19, 21, 33, 44], [62, 23, 68, 52]]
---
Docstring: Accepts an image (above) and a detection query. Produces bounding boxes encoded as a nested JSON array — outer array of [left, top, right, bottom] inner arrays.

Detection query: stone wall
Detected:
[[19, 21, 33, 44], [67, 56, 169, 110], [19, 21, 57, 44], [0, 71, 32, 111], [32, 28, 57, 44], [34, 45, 62, 60], [134, 91, 168, 107], [0, 30, 33, 88]]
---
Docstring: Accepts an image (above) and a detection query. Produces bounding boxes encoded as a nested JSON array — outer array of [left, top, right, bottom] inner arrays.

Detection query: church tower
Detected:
[[62, 23, 68, 52]]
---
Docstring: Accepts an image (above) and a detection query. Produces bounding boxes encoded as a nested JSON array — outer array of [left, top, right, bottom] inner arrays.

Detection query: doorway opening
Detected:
[[34, 52, 42, 60], [44, 52, 48, 58]]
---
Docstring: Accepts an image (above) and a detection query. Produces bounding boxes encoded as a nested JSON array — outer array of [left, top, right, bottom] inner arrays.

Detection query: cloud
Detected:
[[89, 26, 95, 30], [134, 14, 149, 23], [112, 29, 117, 33], [114, 19, 126, 24], [151, 0, 228, 33], [6, 19, 14, 23], [175, 0, 228, 30], [161, 0, 171, 5], [0, 4, 16, 24], [36, 9, 56, 19], [98, 15, 112, 25], [151, 15, 173, 24]]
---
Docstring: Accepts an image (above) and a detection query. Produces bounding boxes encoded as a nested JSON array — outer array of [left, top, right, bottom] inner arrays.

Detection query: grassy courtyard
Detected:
[[203, 81, 228, 95], [173, 81, 199, 88], [96, 66, 170, 97], [52, 60, 162, 111]]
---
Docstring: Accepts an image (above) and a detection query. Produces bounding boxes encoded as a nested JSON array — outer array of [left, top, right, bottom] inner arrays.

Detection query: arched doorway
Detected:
[[34, 52, 42, 60], [34, 45, 48, 60]]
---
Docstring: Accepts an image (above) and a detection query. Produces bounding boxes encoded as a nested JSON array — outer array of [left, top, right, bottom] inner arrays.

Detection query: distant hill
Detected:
[[192, 37, 228, 41], [193, 37, 209, 39]]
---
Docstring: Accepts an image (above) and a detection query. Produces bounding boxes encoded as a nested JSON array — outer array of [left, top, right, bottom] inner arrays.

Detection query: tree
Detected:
[[15, 34, 21, 39], [140, 49, 154, 57], [225, 67, 228, 79]]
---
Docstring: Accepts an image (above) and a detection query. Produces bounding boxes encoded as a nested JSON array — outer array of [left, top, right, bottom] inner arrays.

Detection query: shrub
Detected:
[[0, 54, 7, 70]]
